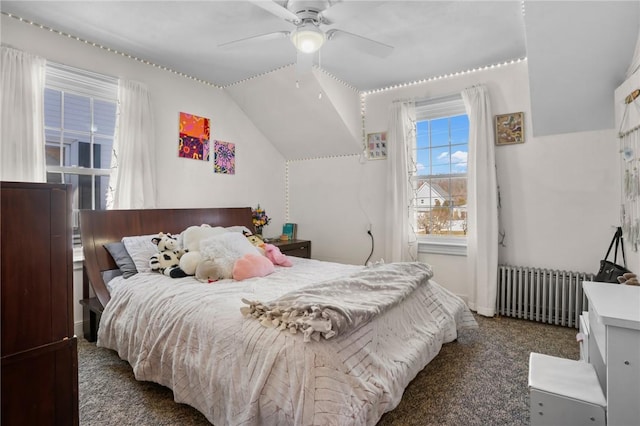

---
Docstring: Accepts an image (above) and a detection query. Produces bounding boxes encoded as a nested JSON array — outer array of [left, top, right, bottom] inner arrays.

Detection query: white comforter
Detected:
[[98, 258, 477, 426]]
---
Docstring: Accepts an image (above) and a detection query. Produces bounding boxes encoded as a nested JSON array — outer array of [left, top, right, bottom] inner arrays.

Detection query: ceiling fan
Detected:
[[219, 0, 394, 58]]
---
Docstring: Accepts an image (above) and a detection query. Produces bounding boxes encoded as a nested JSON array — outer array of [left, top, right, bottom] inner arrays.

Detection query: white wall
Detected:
[[289, 60, 621, 301], [288, 154, 382, 265], [3, 15, 626, 322], [496, 128, 619, 272], [614, 66, 640, 276], [2, 15, 287, 334], [72, 263, 84, 336]]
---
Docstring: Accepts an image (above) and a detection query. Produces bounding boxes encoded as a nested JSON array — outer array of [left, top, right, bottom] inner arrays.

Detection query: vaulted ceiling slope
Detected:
[[1, 1, 638, 159], [525, 1, 639, 137], [225, 66, 363, 159]]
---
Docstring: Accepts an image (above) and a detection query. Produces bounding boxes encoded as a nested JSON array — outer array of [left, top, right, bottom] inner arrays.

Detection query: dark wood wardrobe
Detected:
[[1, 181, 79, 425]]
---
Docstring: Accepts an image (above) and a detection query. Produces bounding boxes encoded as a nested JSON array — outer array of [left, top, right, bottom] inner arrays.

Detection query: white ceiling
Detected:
[[1, 0, 527, 91], [2, 1, 639, 159]]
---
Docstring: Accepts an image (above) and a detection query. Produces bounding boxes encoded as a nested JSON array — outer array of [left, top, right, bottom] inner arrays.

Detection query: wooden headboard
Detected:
[[80, 207, 254, 308]]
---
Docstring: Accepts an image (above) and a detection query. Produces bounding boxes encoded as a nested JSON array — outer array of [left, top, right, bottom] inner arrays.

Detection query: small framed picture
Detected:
[[282, 223, 297, 240], [495, 112, 524, 145], [367, 132, 387, 159]]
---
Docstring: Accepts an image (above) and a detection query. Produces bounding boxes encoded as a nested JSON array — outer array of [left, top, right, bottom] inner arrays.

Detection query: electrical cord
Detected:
[[365, 230, 374, 265]]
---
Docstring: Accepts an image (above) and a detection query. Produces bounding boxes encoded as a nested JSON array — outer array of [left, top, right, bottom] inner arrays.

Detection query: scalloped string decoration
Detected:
[[620, 113, 640, 251]]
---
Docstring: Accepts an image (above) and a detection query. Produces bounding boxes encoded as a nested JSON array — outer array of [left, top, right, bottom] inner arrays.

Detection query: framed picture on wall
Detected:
[[367, 132, 387, 159], [495, 112, 524, 145]]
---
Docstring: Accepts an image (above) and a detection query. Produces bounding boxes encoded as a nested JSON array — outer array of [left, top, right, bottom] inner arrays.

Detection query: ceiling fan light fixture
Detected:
[[290, 22, 325, 53]]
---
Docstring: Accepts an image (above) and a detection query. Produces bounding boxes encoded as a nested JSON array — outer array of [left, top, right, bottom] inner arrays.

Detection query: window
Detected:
[[413, 96, 468, 254], [44, 63, 118, 244]]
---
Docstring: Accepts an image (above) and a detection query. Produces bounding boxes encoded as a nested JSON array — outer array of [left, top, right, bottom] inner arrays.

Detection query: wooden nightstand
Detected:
[[270, 239, 311, 258]]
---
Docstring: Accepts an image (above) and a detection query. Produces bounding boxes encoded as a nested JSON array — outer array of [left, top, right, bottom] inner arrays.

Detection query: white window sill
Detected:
[[418, 238, 467, 256]]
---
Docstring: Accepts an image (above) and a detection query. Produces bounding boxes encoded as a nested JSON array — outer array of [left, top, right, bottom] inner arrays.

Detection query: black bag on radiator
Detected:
[[595, 227, 630, 283]]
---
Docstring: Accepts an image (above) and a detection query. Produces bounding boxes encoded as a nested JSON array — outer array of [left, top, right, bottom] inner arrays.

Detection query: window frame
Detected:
[[413, 95, 468, 256], [44, 63, 118, 244]]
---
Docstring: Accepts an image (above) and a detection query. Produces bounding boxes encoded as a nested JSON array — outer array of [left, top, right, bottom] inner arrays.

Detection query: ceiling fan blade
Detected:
[[218, 31, 291, 48], [296, 50, 313, 76], [249, 0, 300, 24], [326, 29, 394, 58]]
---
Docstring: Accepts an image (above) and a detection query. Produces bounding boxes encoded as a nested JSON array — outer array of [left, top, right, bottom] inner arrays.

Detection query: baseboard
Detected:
[[74, 320, 85, 339]]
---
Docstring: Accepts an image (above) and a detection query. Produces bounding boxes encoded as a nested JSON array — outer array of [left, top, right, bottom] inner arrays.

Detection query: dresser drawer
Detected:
[[589, 305, 606, 364], [274, 240, 311, 259]]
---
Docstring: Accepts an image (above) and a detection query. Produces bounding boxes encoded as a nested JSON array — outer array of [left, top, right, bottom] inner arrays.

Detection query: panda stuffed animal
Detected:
[[149, 232, 188, 278]]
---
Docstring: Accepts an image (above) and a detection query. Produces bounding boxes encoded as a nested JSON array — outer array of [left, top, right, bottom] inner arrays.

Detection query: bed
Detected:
[[80, 207, 477, 426]]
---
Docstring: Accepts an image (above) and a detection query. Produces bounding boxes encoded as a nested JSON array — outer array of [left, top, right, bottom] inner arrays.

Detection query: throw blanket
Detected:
[[241, 262, 434, 342]]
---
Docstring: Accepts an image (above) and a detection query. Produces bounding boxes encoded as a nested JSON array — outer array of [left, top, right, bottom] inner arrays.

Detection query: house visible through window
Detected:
[[413, 96, 468, 250], [44, 63, 118, 244]]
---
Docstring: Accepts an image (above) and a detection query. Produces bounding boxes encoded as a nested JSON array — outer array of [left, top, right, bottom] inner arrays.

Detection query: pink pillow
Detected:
[[233, 253, 275, 281]]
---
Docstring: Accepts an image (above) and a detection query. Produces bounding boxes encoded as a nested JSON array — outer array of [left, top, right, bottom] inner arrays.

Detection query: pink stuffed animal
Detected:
[[263, 243, 292, 267], [233, 253, 275, 281]]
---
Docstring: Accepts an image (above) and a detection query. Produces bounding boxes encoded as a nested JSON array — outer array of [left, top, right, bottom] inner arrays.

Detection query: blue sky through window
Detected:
[[415, 115, 468, 176]]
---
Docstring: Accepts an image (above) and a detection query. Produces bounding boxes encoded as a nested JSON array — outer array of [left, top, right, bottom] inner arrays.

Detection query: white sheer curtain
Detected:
[[462, 85, 498, 316], [1, 46, 46, 182], [385, 100, 418, 262], [107, 80, 157, 209]]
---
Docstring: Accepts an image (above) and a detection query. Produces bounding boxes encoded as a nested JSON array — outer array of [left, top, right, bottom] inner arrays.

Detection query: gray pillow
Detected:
[[102, 269, 123, 284], [104, 241, 138, 279]]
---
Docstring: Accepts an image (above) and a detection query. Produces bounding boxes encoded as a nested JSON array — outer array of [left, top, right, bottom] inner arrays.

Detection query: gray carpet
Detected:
[[78, 315, 579, 425]]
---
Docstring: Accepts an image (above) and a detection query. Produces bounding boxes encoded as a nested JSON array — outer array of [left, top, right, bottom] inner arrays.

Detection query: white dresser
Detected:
[[583, 282, 640, 426]]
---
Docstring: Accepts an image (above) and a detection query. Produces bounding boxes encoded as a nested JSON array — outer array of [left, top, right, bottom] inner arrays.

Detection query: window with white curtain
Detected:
[[44, 63, 117, 243], [413, 95, 469, 255]]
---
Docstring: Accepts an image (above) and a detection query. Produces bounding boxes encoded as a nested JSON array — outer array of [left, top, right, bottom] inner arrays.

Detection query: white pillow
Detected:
[[180, 224, 228, 252], [122, 234, 162, 273], [225, 225, 252, 235]]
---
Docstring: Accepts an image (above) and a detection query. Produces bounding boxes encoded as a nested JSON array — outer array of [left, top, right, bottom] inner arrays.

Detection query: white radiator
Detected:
[[496, 265, 595, 328]]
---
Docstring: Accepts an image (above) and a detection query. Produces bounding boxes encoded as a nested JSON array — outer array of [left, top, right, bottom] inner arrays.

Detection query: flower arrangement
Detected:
[[252, 204, 271, 234]]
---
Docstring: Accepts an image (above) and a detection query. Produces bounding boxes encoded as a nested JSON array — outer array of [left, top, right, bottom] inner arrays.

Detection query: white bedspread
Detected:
[[98, 258, 477, 425]]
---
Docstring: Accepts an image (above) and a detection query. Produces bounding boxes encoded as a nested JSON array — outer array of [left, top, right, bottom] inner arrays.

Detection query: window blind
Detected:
[[415, 94, 466, 120], [45, 62, 118, 101]]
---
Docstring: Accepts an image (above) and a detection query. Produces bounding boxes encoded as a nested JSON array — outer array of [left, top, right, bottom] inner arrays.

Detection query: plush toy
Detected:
[[200, 232, 262, 279], [244, 232, 265, 255], [195, 259, 226, 283], [181, 224, 227, 251], [617, 272, 640, 285], [246, 233, 263, 245], [243, 232, 291, 267], [263, 243, 292, 267], [182, 228, 270, 282], [149, 232, 187, 278], [179, 224, 229, 275], [194, 254, 275, 282], [179, 251, 203, 276], [233, 253, 275, 280]]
